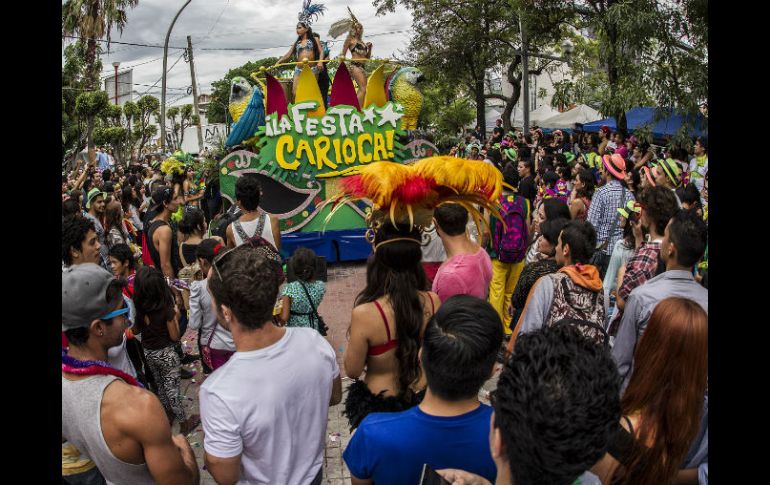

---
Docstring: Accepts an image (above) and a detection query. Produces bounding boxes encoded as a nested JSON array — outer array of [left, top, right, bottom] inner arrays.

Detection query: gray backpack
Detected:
[[545, 272, 606, 345]]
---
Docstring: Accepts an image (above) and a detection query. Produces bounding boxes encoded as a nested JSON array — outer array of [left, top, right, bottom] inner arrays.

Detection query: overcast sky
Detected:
[[63, 0, 414, 108]]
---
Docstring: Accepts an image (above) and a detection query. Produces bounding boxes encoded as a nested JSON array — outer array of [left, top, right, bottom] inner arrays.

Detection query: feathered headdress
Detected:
[[298, 0, 326, 26], [328, 7, 361, 39], [160, 150, 194, 176], [160, 157, 184, 176], [325, 157, 504, 238]]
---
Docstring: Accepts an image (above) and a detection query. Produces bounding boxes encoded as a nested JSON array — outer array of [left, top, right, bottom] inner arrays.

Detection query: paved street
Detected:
[[175, 261, 499, 485]]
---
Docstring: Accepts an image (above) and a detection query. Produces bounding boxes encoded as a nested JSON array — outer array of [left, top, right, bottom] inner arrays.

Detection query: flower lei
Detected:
[[61, 348, 144, 388]]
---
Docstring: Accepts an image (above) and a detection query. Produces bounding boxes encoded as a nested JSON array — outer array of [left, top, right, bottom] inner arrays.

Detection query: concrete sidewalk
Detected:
[[176, 262, 498, 484]]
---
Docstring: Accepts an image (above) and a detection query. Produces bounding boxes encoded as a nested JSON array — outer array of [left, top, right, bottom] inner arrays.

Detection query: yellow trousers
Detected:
[[488, 258, 525, 334]]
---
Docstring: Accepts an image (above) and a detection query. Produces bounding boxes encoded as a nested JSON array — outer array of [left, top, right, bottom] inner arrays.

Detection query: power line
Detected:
[[106, 79, 189, 91], [63, 35, 187, 50], [198, 29, 413, 51], [100, 56, 163, 75], [142, 52, 186, 95], [198, 0, 230, 45]]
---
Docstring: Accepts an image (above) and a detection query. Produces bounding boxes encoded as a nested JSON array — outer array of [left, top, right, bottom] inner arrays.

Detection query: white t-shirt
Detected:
[[106, 333, 137, 378], [200, 327, 340, 485], [232, 212, 276, 247], [421, 226, 446, 263]]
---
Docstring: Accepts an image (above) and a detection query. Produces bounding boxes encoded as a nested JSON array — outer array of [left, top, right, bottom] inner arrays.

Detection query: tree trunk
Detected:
[[85, 38, 98, 91], [86, 118, 96, 165], [475, 78, 486, 137], [502, 56, 523, 133]]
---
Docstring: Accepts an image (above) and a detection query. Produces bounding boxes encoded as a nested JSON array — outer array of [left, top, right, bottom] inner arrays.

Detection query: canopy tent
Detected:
[[539, 104, 602, 129], [526, 104, 560, 126], [578, 107, 707, 139]]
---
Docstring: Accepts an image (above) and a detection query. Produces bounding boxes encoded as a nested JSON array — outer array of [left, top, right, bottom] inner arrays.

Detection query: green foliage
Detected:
[[131, 95, 160, 154], [437, 98, 476, 136], [100, 103, 123, 127], [93, 126, 127, 147], [530, 0, 708, 139], [62, 40, 100, 158], [75, 91, 109, 118], [136, 94, 160, 114], [62, 0, 139, 89], [208, 57, 278, 124]]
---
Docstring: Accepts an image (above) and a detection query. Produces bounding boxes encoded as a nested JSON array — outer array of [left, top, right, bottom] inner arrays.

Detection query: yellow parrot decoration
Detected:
[[386, 67, 425, 131]]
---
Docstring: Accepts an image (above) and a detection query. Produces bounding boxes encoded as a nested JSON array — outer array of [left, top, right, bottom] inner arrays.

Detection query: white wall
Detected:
[[148, 112, 228, 155]]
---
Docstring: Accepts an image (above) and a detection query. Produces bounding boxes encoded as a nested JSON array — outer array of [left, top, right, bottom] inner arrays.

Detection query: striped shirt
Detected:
[[586, 180, 635, 256]]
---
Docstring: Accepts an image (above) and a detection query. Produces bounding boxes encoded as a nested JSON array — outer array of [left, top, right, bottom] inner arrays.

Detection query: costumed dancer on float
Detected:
[[329, 7, 372, 106], [325, 156, 504, 430], [275, 0, 327, 99]]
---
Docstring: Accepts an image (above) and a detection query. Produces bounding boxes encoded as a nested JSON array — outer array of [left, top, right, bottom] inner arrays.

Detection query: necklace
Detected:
[[62, 349, 144, 388]]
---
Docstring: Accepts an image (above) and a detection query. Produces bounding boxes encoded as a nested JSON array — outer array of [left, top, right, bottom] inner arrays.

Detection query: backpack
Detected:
[[211, 206, 242, 241], [493, 194, 529, 264], [545, 272, 606, 345]]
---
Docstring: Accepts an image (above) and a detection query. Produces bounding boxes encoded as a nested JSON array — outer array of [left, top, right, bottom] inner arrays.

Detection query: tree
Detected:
[[208, 57, 278, 124], [75, 90, 109, 165], [179, 104, 199, 149], [419, 80, 475, 142], [62, 40, 100, 160], [62, 0, 139, 90], [529, 0, 707, 141], [135, 95, 160, 155], [374, 0, 569, 134]]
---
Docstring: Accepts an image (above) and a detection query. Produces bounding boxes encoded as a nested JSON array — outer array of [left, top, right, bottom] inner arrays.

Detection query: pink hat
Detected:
[[616, 145, 628, 159], [641, 166, 656, 187], [602, 154, 626, 180]]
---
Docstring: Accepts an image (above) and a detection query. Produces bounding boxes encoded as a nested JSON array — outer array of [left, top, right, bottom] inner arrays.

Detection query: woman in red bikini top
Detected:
[[342, 223, 441, 429]]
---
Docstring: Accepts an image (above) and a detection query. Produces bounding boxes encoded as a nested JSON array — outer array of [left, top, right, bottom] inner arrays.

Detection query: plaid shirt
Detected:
[[618, 241, 661, 300], [586, 180, 635, 256]]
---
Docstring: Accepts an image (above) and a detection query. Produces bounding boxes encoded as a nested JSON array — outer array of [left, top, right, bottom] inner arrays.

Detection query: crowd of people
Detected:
[[62, 119, 708, 485]]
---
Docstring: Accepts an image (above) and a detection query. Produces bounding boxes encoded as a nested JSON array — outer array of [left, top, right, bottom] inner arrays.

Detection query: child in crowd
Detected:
[[280, 247, 327, 333]]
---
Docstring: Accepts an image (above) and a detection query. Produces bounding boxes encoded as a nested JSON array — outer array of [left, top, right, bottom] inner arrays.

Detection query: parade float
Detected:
[[216, 57, 437, 261]]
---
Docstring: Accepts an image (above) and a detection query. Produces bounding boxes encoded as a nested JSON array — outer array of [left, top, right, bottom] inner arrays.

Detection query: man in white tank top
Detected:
[[62, 264, 199, 485], [225, 174, 281, 251]]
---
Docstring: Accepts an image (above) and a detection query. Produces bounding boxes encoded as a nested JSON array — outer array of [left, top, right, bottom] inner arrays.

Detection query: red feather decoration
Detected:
[[340, 175, 366, 196], [394, 176, 434, 205]]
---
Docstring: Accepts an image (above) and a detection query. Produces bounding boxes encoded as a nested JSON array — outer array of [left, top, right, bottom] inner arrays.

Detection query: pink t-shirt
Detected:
[[432, 248, 493, 302]]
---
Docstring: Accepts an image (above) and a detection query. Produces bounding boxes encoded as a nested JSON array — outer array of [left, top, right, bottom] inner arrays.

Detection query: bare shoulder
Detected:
[[351, 301, 378, 324], [155, 223, 171, 236], [104, 381, 169, 436], [424, 291, 441, 311]]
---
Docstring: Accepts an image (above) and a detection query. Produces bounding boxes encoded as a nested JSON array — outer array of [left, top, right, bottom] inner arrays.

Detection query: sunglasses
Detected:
[[100, 302, 129, 321]]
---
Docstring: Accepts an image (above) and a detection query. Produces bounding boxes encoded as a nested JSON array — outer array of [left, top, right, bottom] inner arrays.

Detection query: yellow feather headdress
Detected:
[[325, 156, 504, 237]]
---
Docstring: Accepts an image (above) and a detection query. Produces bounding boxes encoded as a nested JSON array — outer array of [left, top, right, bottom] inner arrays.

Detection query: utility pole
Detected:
[[161, 0, 192, 152], [517, 14, 573, 134], [520, 16, 530, 133], [187, 35, 204, 153], [112, 62, 120, 104]]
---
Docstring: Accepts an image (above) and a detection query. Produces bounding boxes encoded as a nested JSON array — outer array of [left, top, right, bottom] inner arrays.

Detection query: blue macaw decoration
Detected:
[[225, 76, 265, 148]]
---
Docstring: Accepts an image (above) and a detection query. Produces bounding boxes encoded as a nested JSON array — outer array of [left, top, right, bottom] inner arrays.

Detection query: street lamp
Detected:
[[161, 0, 192, 152], [112, 62, 120, 104]]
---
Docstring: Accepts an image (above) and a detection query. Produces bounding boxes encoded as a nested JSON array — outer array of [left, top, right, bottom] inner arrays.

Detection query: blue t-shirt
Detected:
[[343, 404, 496, 485]]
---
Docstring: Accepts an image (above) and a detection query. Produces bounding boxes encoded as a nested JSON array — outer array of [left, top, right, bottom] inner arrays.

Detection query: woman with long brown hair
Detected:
[[342, 223, 441, 430], [275, 1, 326, 98], [591, 297, 708, 485]]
